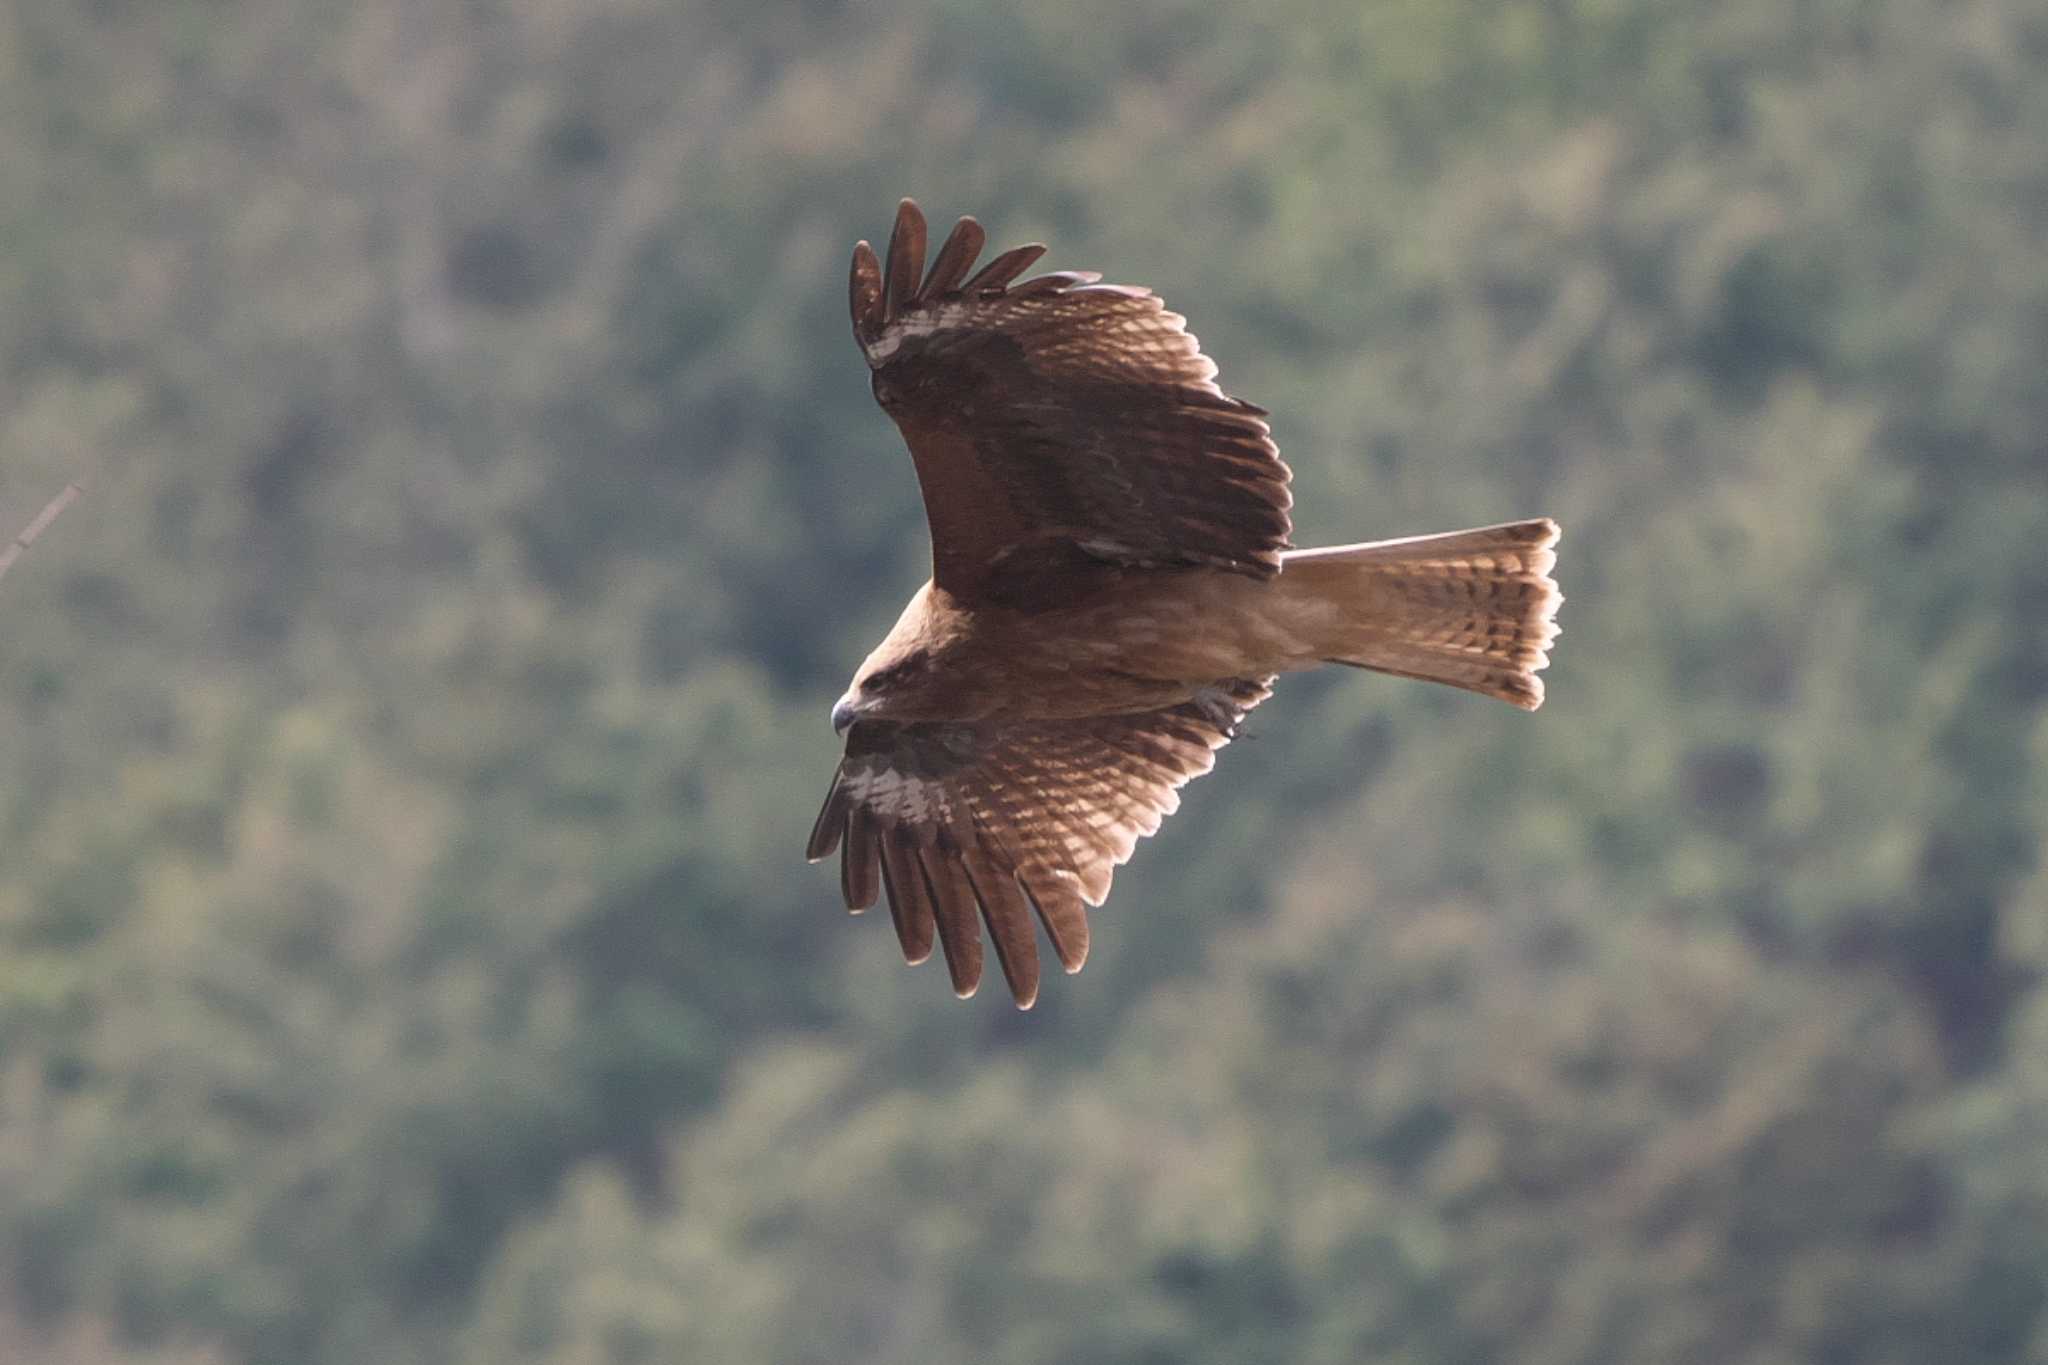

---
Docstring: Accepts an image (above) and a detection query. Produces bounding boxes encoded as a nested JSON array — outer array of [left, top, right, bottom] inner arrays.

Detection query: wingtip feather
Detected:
[[877, 834, 938, 966], [921, 216, 987, 300], [959, 242, 1048, 295], [841, 808, 882, 909], [963, 851, 1042, 1009], [806, 775, 850, 862], [1018, 870, 1091, 975], [884, 199, 927, 323], [849, 240, 883, 345], [916, 846, 985, 1000]]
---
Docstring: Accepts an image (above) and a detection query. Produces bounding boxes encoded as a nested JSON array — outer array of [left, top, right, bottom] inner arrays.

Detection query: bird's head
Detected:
[[834, 645, 934, 734]]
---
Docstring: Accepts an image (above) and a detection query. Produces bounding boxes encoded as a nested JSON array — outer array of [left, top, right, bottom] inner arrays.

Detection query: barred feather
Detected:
[[1280, 518, 1563, 709], [808, 679, 1272, 1006]]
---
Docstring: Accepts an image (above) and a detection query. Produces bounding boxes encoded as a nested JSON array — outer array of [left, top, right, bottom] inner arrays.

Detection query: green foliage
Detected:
[[2, 0, 2046, 1361], [461, 890, 1974, 1365]]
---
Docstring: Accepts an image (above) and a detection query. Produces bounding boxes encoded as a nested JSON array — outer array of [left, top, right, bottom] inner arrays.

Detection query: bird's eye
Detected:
[[866, 649, 930, 691]]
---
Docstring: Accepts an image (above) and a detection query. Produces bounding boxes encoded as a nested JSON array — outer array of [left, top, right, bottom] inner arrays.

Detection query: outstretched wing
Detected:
[[849, 200, 1292, 608], [806, 677, 1273, 1007]]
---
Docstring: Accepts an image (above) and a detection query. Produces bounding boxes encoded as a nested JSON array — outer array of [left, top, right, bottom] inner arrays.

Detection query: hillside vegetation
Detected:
[[2, 1, 2045, 1361]]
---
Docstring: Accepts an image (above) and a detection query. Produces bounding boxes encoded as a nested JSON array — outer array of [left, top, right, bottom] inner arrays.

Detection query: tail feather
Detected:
[[1280, 518, 1562, 710]]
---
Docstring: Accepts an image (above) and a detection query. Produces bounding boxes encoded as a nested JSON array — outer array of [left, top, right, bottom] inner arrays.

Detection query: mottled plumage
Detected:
[[812, 200, 1562, 1007]]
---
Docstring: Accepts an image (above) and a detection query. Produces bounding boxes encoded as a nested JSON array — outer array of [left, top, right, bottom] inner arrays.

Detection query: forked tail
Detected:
[[1278, 518, 1562, 709]]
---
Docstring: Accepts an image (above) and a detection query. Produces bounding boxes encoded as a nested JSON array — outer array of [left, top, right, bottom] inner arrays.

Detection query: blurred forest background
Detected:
[[3, 0, 2047, 1361]]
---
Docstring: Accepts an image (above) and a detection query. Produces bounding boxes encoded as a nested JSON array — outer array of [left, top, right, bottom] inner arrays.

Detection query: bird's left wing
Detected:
[[849, 200, 1292, 608], [806, 677, 1273, 1007]]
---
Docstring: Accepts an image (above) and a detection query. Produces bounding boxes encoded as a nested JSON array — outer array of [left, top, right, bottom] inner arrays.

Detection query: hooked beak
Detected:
[[831, 697, 858, 736]]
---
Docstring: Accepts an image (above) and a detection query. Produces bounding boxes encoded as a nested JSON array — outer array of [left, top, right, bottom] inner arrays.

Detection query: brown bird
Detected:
[[809, 200, 1561, 1008]]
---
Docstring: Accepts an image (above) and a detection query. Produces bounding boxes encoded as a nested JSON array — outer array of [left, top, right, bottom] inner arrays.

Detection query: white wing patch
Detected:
[[862, 301, 979, 366]]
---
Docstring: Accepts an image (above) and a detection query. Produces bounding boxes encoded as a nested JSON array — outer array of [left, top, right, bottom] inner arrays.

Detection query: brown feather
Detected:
[[1278, 519, 1563, 710], [805, 774, 850, 862], [1017, 869, 1090, 974], [960, 242, 1047, 295], [840, 807, 881, 911], [849, 241, 883, 346], [962, 845, 1041, 1008], [878, 833, 937, 966], [882, 199, 925, 323], [920, 216, 986, 300], [887, 418, 1041, 596], [916, 846, 984, 998]]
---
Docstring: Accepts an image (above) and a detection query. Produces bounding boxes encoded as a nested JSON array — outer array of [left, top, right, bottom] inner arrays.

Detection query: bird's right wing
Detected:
[[849, 200, 1292, 609], [806, 677, 1273, 1007]]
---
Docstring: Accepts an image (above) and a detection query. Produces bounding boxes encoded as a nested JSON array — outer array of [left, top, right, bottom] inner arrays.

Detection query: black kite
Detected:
[[809, 201, 1561, 1007]]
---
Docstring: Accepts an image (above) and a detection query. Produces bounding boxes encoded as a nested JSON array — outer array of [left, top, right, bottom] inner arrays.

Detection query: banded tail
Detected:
[[1279, 518, 1562, 709]]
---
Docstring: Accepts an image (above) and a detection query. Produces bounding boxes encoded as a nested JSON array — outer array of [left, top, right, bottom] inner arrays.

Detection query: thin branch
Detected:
[[0, 481, 85, 587]]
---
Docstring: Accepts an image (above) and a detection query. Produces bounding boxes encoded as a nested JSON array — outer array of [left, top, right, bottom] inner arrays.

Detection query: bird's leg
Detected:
[[1190, 683, 1249, 738]]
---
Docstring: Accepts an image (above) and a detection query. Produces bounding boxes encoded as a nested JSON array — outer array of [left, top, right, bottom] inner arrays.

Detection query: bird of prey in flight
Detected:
[[809, 200, 1561, 1008]]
